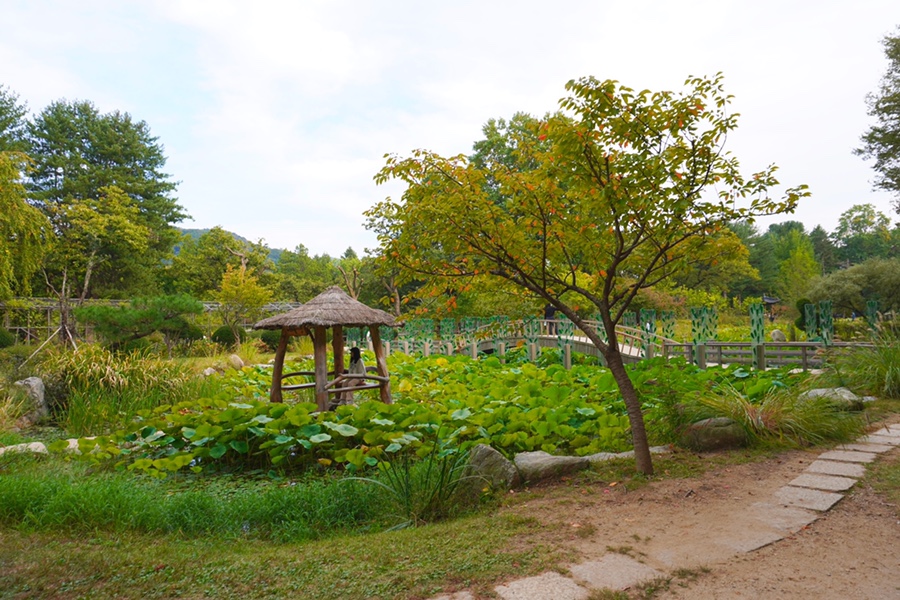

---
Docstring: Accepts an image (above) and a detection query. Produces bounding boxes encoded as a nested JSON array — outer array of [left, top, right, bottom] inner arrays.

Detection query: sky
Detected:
[[2, 0, 899, 257]]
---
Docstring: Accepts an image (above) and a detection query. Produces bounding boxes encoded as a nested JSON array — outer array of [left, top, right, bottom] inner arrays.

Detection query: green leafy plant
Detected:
[[347, 437, 485, 528], [0, 328, 14, 349]]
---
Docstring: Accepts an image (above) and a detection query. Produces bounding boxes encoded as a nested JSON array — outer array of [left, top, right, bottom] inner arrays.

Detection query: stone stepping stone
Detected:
[[788, 473, 857, 492], [862, 434, 900, 446], [749, 501, 820, 533], [806, 460, 866, 478], [495, 572, 588, 600], [872, 426, 900, 437], [837, 442, 894, 454], [569, 554, 663, 591], [775, 486, 844, 511], [818, 450, 876, 463]]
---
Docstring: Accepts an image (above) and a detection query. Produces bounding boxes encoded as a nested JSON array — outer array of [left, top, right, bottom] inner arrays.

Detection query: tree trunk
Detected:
[[604, 347, 654, 475], [564, 308, 654, 476]]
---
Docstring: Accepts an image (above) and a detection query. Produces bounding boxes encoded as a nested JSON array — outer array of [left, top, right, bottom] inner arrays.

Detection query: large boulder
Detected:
[[514, 451, 590, 483], [800, 387, 864, 411], [13, 377, 49, 428], [467, 444, 520, 490], [679, 417, 748, 451]]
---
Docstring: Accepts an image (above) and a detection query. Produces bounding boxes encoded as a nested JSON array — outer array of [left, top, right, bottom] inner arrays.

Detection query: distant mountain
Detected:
[[177, 228, 284, 263]]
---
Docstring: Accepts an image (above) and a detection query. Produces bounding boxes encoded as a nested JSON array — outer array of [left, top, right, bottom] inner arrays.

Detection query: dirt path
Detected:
[[496, 442, 900, 599]]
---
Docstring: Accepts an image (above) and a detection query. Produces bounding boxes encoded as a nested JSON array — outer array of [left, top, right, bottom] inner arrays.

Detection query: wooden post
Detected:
[[370, 326, 392, 404], [269, 330, 289, 403], [529, 342, 537, 362], [801, 345, 808, 371], [402, 340, 409, 354], [756, 344, 767, 371], [498, 341, 506, 363], [697, 344, 707, 369], [471, 341, 478, 359], [385, 341, 391, 355], [446, 342, 454, 355], [332, 325, 344, 400], [313, 326, 329, 411], [564, 344, 572, 370], [423, 340, 431, 356]]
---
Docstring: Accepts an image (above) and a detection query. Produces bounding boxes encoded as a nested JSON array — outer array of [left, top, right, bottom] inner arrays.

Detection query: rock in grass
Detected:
[[13, 377, 48, 429], [228, 354, 245, 370], [800, 387, 864, 411], [468, 444, 520, 490], [514, 451, 590, 482], [770, 329, 787, 342], [679, 417, 748, 451], [0, 441, 48, 457]]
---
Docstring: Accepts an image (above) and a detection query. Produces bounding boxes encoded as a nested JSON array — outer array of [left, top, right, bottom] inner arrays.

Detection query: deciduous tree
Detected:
[[369, 74, 807, 475], [0, 151, 50, 299], [857, 27, 900, 214]]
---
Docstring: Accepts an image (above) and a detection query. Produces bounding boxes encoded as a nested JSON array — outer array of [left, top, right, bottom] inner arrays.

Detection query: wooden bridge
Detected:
[[369, 319, 856, 372]]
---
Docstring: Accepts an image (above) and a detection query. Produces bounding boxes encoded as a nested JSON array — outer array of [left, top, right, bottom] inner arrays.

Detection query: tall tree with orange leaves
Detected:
[[367, 74, 807, 474]]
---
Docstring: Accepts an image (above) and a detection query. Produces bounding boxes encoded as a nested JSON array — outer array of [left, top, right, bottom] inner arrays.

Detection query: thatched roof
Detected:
[[254, 286, 397, 330]]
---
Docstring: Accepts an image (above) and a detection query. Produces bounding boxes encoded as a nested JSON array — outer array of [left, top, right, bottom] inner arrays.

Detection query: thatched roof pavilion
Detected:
[[254, 286, 397, 409]]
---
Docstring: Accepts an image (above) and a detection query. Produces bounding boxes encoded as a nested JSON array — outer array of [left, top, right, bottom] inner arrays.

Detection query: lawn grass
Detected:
[[0, 510, 566, 600]]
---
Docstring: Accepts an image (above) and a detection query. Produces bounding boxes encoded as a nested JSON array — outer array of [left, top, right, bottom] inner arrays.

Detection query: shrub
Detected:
[[0, 328, 14, 349], [211, 325, 242, 348], [260, 329, 283, 352]]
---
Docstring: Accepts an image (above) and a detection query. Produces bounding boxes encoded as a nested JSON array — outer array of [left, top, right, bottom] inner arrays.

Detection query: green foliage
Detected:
[[676, 386, 865, 447], [348, 439, 484, 528], [212, 325, 242, 348], [165, 227, 273, 299], [259, 329, 283, 351], [806, 258, 900, 315], [74, 294, 203, 351], [0, 460, 391, 542], [0, 328, 14, 349], [0, 151, 50, 299], [831, 327, 900, 399], [27, 98, 184, 296], [215, 265, 272, 342], [37, 345, 214, 435], [857, 26, 900, 214]]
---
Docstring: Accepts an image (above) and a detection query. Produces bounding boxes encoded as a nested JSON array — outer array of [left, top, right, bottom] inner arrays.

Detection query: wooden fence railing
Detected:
[[661, 341, 871, 370]]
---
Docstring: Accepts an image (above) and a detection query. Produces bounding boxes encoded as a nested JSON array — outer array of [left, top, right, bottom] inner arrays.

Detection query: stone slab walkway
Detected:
[[429, 424, 900, 600]]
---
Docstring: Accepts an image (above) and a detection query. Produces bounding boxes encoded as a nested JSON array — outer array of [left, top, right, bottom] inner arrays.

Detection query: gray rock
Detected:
[[202, 367, 219, 377], [228, 354, 245, 370], [800, 387, 863, 411], [514, 451, 590, 483], [679, 417, 748, 451], [467, 444, 520, 490], [770, 329, 787, 342], [0, 441, 48, 457], [13, 377, 48, 427]]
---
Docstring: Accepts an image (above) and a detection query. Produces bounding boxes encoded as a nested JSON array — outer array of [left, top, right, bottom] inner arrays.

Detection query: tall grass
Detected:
[[348, 441, 485, 529], [682, 386, 865, 447], [0, 458, 394, 542], [0, 388, 28, 432], [39, 345, 225, 435], [831, 327, 900, 399]]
